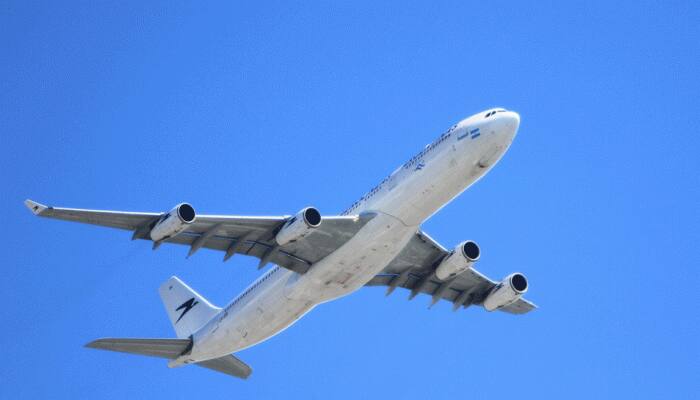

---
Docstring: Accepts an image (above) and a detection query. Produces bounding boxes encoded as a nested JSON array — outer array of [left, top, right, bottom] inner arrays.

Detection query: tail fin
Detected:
[[159, 276, 221, 339]]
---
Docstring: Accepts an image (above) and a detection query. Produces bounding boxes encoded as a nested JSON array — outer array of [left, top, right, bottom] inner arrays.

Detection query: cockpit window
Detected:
[[485, 109, 507, 118]]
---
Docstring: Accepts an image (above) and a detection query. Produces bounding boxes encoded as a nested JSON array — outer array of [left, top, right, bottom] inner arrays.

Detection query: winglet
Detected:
[[24, 199, 48, 216]]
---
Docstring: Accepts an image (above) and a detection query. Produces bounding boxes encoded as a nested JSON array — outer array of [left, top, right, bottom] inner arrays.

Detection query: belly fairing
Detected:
[[290, 211, 416, 303]]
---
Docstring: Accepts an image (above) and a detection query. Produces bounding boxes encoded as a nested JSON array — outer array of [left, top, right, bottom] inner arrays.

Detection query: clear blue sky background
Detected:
[[2, 2, 698, 398]]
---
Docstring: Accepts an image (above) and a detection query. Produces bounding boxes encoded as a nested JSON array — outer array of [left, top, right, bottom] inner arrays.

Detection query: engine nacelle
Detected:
[[150, 203, 196, 242], [435, 240, 481, 281], [275, 207, 322, 246], [483, 273, 528, 311]]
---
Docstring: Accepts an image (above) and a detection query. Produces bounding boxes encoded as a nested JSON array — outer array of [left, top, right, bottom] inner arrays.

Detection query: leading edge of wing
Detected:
[[24, 199, 292, 222], [24, 199, 162, 219]]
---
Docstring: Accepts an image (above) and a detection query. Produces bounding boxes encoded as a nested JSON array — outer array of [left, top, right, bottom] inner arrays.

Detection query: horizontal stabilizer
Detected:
[[86, 337, 252, 379], [196, 355, 253, 379], [85, 337, 191, 359]]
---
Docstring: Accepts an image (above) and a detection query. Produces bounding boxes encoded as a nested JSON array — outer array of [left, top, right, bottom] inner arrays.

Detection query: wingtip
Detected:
[[84, 338, 105, 349], [24, 199, 48, 215], [84, 337, 127, 350]]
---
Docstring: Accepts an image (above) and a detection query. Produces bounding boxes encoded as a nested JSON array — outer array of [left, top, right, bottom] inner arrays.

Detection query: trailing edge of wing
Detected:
[[500, 298, 538, 314], [367, 270, 537, 314]]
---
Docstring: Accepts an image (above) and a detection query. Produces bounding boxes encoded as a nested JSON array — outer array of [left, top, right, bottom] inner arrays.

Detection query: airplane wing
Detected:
[[365, 230, 537, 314], [24, 199, 374, 274]]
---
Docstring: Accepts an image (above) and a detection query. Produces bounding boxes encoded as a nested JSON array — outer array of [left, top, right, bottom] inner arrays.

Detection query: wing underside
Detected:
[[366, 231, 537, 314], [25, 199, 373, 274], [25, 200, 535, 313]]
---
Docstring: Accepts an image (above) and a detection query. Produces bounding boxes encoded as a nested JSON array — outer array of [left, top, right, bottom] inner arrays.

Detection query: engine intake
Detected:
[[483, 273, 528, 311], [435, 240, 480, 281], [150, 203, 196, 242], [275, 207, 322, 246]]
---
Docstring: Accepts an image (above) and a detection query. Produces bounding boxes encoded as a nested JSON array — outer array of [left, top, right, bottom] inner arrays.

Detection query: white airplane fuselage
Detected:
[[180, 109, 520, 364]]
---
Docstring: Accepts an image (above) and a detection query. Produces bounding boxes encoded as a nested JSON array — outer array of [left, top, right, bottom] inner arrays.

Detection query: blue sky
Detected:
[[2, 1, 698, 398]]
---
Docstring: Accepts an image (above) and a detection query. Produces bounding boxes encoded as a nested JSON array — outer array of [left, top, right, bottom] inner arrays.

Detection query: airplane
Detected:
[[25, 107, 535, 379]]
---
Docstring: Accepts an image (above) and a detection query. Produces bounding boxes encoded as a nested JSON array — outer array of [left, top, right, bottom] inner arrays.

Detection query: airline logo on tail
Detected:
[[175, 297, 199, 323]]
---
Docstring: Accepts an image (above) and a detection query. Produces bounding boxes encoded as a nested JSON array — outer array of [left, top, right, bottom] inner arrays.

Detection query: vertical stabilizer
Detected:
[[159, 276, 221, 338]]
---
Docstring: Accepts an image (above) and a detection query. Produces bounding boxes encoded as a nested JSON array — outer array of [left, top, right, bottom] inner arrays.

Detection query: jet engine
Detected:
[[435, 240, 480, 281], [483, 273, 528, 311], [150, 203, 196, 242], [275, 207, 322, 246]]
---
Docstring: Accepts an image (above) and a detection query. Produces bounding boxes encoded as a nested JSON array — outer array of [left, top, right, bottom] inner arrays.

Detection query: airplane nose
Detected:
[[505, 111, 520, 132]]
